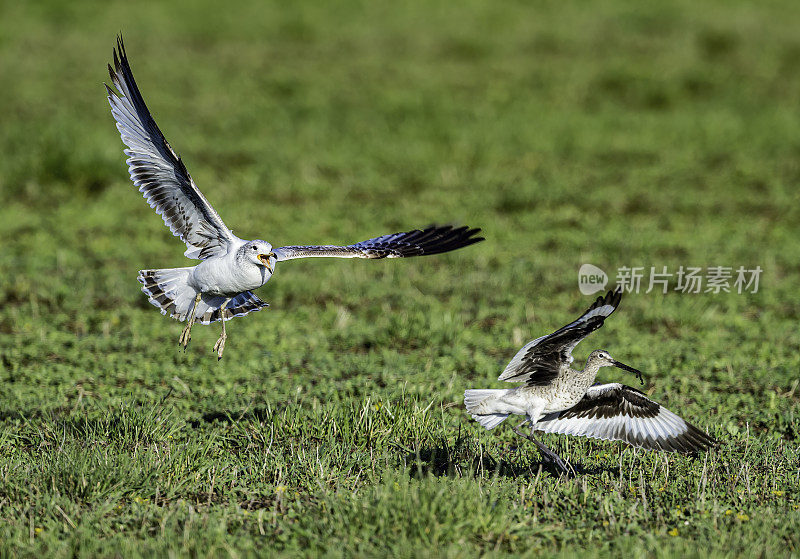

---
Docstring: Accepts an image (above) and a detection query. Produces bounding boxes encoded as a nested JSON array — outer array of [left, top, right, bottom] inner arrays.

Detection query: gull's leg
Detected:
[[212, 298, 230, 360], [512, 420, 575, 477], [179, 293, 202, 351]]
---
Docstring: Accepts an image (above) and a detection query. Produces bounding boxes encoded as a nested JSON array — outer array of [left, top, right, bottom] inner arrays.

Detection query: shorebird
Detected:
[[464, 289, 716, 475], [105, 37, 483, 358]]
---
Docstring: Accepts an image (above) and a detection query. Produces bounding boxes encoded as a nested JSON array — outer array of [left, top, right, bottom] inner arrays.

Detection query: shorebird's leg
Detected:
[[179, 293, 202, 351], [512, 420, 575, 477], [512, 420, 530, 438], [531, 438, 575, 477], [212, 299, 230, 360]]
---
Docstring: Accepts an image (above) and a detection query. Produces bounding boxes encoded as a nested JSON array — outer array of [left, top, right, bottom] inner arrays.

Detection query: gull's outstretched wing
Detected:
[[498, 288, 622, 386], [106, 36, 239, 260], [273, 225, 483, 261], [535, 383, 717, 454]]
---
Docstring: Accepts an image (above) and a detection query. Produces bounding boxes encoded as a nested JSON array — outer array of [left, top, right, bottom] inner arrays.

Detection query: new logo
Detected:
[[578, 264, 608, 295]]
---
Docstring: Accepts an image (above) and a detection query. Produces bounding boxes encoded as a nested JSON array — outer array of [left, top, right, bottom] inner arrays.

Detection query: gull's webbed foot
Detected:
[[213, 333, 227, 360], [179, 322, 193, 351], [179, 294, 201, 352], [213, 300, 230, 360]]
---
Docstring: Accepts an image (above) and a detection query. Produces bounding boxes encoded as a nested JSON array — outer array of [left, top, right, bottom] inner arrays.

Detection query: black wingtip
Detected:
[[605, 286, 623, 306], [679, 425, 718, 456], [401, 223, 485, 256], [116, 34, 126, 59], [585, 286, 623, 315], [593, 287, 622, 312], [111, 34, 130, 81]]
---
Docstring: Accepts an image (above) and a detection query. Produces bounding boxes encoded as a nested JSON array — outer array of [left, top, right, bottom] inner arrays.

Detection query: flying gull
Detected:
[[464, 289, 716, 475], [105, 37, 483, 358]]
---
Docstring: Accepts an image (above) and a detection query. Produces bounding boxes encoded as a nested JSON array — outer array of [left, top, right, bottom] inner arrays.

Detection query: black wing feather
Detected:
[[536, 383, 717, 455], [274, 224, 483, 261], [499, 289, 623, 386]]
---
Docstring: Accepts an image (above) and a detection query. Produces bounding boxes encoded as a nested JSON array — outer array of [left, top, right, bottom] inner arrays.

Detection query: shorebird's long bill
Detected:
[[611, 360, 645, 385]]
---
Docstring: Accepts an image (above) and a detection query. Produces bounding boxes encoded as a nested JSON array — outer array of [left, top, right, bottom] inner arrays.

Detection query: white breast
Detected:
[[190, 255, 273, 295]]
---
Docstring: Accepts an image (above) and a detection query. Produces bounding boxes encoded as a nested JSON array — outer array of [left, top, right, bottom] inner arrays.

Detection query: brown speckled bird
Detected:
[[464, 289, 716, 475]]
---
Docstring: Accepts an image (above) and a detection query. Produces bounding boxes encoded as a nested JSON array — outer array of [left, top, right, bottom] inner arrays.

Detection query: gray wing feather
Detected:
[[106, 36, 238, 260], [274, 225, 483, 261], [535, 383, 717, 454]]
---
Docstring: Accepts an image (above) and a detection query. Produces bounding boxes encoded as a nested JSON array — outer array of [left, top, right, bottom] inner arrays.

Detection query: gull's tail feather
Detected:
[[138, 269, 269, 324], [464, 389, 511, 430], [138, 268, 197, 321]]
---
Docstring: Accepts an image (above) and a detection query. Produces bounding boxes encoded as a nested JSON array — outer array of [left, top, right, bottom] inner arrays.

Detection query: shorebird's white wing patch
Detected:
[[106, 37, 239, 260], [498, 289, 623, 386], [274, 225, 483, 261], [534, 383, 716, 454]]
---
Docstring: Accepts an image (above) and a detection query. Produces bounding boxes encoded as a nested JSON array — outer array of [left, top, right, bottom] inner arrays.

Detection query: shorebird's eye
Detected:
[[251, 246, 257, 250]]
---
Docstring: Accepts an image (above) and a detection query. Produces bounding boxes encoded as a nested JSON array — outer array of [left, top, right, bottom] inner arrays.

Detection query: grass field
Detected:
[[2, 0, 800, 556]]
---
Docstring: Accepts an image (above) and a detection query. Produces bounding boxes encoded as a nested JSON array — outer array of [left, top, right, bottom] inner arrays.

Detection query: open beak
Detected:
[[611, 359, 645, 386], [258, 253, 274, 273]]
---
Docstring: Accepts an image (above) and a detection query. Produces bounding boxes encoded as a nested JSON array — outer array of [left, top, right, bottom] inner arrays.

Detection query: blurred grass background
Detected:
[[1, 0, 799, 556]]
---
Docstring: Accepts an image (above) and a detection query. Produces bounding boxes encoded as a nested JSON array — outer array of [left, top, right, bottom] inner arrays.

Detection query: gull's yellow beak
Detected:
[[258, 254, 274, 273]]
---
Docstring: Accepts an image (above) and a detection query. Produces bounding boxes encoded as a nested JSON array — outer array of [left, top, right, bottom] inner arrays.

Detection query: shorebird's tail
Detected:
[[138, 268, 269, 324], [464, 389, 510, 430], [472, 412, 510, 430]]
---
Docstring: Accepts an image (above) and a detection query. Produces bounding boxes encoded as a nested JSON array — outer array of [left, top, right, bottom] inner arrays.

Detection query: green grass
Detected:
[[2, 0, 800, 556]]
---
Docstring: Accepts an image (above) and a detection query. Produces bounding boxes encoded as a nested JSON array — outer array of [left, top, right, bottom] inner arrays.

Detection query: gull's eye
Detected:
[[252, 246, 257, 250]]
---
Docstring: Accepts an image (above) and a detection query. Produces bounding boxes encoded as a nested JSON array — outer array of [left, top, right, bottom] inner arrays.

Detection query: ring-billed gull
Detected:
[[105, 37, 483, 358], [464, 289, 715, 475]]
